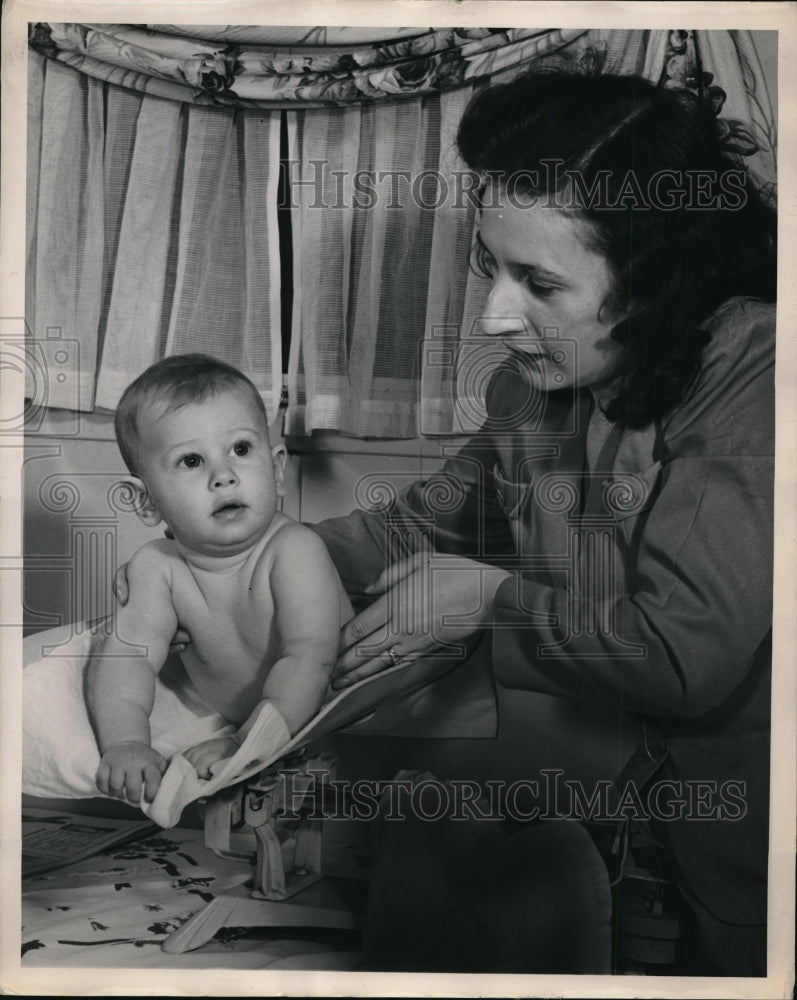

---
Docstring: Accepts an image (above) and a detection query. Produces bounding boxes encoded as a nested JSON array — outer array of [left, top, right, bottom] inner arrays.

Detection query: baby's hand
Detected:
[[184, 735, 240, 780], [96, 742, 167, 803]]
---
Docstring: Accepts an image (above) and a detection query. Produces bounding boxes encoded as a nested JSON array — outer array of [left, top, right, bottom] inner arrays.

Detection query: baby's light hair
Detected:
[[114, 353, 269, 475]]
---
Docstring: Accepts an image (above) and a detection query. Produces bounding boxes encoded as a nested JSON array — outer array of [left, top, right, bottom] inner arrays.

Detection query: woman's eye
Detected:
[[233, 441, 251, 457], [180, 454, 202, 469], [469, 241, 496, 279], [524, 275, 557, 298]]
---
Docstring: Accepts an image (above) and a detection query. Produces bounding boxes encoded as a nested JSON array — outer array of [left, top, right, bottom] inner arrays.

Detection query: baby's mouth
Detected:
[[212, 501, 246, 519]]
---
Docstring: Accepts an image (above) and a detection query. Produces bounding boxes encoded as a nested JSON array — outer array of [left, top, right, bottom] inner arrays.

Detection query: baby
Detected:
[[85, 353, 348, 805]]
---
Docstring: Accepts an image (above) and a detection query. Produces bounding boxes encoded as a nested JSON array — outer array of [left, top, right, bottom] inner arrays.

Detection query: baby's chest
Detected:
[[170, 572, 276, 661]]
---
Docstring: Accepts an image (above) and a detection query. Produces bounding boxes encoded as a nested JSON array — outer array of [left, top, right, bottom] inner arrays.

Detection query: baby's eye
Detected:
[[179, 453, 203, 469], [232, 441, 251, 457]]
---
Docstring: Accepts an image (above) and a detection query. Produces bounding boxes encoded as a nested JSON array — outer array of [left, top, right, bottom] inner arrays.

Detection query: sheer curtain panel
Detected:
[[26, 50, 283, 422]]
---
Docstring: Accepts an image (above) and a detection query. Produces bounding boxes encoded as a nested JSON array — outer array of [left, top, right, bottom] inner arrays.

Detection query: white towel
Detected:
[[143, 701, 290, 828], [23, 630, 239, 815]]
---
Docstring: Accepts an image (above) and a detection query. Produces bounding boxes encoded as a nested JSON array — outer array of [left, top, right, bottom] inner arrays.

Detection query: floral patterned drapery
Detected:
[[28, 23, 596, 108]]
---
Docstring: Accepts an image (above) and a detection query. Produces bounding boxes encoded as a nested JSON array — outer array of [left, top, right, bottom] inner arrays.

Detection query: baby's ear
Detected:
[[271, 443, 288, 498], [121, 476, 162, 527]]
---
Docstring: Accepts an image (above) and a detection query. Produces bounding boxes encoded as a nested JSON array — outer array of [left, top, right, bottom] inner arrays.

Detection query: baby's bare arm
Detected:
[[86, 544, 177, 800], [249, 524, 341, 736]]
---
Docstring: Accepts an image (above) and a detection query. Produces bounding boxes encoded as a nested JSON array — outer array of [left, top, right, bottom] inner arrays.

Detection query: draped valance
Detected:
[[28, 23, 601, 108]]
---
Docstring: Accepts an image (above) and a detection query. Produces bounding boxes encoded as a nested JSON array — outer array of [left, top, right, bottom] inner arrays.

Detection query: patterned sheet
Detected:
[[22, 825, 363, 969]]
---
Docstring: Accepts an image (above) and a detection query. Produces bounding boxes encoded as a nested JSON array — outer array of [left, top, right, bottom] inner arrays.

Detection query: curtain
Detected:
[[285, 94, 463, 437], [26, 49, 284, 421], [27, 26, 776, 436]]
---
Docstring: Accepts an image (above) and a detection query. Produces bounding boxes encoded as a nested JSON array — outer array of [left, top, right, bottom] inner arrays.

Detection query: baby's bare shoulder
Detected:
[[127, 538, 178, 579], [250, 517, 331, 585], [271, 518, 330, 561]]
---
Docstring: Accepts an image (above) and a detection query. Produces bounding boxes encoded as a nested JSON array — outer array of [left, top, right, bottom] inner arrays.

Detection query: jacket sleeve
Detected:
[[310, 375, 517, 599], [491, 300, 775, 720]]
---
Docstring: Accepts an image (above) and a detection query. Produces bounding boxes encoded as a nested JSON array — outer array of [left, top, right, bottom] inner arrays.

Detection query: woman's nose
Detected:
[[479, 313, 530, 338], [479, 278, 530, 338]]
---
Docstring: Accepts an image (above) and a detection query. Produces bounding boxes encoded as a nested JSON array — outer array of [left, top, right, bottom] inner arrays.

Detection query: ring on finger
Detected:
[[387, 646, 401, 667]]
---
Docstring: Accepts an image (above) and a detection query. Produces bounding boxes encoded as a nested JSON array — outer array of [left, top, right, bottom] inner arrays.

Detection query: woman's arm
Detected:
[[311, 439, 515, 597], [313, 365, 573, 684], [311, 404, 516, 684], [331, 551, 510, 686]]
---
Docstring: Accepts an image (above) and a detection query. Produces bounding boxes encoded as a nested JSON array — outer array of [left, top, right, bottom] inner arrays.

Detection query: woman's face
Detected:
[[476, 197, 626, 392]]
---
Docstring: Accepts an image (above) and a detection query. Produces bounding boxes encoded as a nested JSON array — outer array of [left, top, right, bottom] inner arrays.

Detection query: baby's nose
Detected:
[[211, 466, 237, 488]]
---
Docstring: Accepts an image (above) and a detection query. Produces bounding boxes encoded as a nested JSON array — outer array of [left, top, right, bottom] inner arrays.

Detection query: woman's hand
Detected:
[[332, 551, 510, 690], [113, 562, 191, 654]]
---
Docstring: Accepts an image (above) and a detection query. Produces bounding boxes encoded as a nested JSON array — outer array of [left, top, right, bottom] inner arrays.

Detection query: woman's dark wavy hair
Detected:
[[456, 71, 777, 427]]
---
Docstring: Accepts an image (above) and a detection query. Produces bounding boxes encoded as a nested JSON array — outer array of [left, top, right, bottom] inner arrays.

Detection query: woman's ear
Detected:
[[122, 476, 163, 527], [599, 287, 645, 328], [271, 443, 288, 498]]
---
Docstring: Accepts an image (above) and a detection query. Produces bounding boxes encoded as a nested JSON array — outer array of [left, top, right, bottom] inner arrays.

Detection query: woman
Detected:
[[314, 72, 776, 975]]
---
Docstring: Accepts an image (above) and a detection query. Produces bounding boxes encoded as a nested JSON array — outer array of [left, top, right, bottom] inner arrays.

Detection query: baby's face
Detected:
[[134, 388, 284, 558]]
